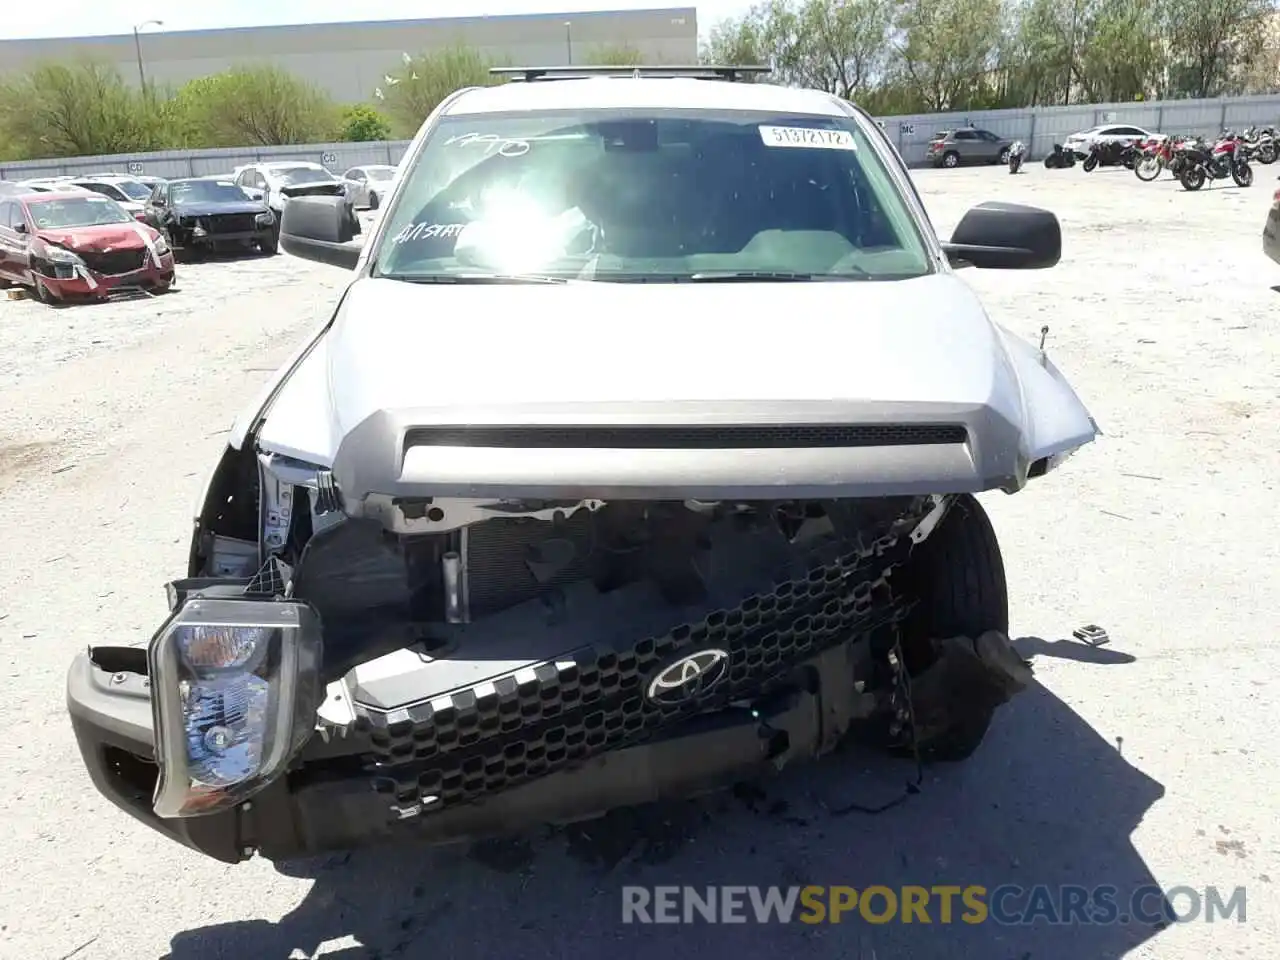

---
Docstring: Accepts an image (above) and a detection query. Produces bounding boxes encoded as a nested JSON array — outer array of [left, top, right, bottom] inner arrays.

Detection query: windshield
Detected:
[[115, 179, 153, 201], [273, 166, 336, 185], [172, 180, 253, 203], [27, 195, 132, 228], [373, 110, 932, 282]]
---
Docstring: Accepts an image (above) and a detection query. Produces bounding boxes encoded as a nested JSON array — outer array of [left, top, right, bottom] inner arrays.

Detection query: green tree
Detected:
[[380, 45, 503, 138], [764, 0, 896, 98], [701, 11, 770, 68], [171, 65, 336, 148], [1160, 0, 1274, 97], [0, 60, 163, 160], [895, 0, 1007, 110], [583, 43, 647, 65], [337, 103, 392, 141]]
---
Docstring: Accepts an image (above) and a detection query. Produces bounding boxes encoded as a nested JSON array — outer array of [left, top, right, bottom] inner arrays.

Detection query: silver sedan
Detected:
[[341, 164, 398, 210]]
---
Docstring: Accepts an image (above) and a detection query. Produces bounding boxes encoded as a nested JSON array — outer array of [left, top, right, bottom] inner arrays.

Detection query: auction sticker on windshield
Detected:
[[759, 126, 856, 150]]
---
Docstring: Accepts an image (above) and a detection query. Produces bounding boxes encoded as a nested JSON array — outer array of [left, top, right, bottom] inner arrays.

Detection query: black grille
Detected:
[[79, 249, 146, 275], [203, 213, 258, 234], [404, 424, 967, 449], [365, 533, 912, 809]]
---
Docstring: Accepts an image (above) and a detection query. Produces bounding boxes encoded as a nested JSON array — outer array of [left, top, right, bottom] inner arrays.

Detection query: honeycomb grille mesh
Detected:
[[364, 532, 914, 810]]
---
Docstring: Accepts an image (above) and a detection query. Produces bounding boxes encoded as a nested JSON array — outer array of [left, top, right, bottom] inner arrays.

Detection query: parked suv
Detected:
[[927, 128, 1014, 168]]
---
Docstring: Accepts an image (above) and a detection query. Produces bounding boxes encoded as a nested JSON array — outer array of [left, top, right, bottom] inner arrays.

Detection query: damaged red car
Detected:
[[0, 191, 175, 303]]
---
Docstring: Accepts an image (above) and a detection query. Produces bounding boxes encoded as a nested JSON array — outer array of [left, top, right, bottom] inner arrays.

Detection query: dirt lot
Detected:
[[0, 169, 1276, 960]]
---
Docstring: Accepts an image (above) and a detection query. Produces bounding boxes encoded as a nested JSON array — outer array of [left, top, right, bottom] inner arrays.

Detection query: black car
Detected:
[[142, 177, 278, 257]]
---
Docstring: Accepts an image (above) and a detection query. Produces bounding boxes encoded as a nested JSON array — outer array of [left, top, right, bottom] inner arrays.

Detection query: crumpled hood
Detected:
[[253, 273, 1096, 479], [36, 222, 152, 250]]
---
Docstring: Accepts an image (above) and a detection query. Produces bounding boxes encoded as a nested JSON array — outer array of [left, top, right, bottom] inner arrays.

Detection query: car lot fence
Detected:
[[4, 92, 1280, 179]]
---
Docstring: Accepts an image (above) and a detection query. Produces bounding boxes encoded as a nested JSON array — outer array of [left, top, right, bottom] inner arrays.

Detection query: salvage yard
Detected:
[[0, 168, 1276, 960]]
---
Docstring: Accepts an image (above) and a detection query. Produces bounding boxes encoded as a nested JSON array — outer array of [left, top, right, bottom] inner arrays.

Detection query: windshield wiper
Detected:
[[686, 269, 868, 282], [392, 272, 571, 284]]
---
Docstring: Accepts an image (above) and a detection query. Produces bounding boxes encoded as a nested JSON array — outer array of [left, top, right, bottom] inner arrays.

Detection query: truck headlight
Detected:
[[148, 598, 322, 818], [255, 211, 275, 226]]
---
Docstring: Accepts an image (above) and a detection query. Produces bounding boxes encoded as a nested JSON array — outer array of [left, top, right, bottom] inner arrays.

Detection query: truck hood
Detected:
[[253, 273, 1098, 501]]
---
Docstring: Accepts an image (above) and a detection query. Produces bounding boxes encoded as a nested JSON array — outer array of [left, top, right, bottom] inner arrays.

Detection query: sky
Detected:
[[3, 1, 754, 41]]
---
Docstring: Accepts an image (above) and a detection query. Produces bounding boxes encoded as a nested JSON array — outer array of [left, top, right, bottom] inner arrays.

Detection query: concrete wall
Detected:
[[4, 90, 1279, 181], [0, 8, 698, 102], [875, 93, 1280, 167]]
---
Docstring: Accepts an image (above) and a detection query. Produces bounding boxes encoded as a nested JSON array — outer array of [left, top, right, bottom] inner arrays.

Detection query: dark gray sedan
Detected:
[[926, 127, 1014, 168]]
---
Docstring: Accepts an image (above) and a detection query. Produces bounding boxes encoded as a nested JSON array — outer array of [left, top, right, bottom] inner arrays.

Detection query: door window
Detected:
[[976, 130, 1001, 141], [5, 202, 26, 230], [953, 130, 978, 140]]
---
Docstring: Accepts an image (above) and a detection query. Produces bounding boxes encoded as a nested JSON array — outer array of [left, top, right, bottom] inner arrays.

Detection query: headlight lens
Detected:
[[255, 211, 275, 226], [42, 244, 83, 265], [152, 235, 170, 256], [149, 598, 322, 818]]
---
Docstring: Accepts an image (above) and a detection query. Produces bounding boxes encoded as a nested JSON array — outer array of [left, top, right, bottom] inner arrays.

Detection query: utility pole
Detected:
[[133, 20, 164, 96], [1065, 0, 1080, 106], [564, 21, 573, 65]]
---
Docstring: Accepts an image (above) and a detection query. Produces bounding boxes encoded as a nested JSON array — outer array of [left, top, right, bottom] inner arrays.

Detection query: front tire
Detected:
[[368, 191, 380, 210], [1258, 142, 1278, 164], [998, 147, 1011, 165], [1134, 155, 1162, 181], [1232, 161, 1254, 188], [1083, 153, 1099, 172], [893, 495, 1020, 762], [1180, 165, 1206, 191], [258, 234, 279, 255]]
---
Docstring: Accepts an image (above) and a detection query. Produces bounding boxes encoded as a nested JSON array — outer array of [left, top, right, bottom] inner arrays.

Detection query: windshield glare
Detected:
[[374, 111, 932, 282], [275, 166, 335, 184], [172, 180, 253, 203], [116, 180, 153, 200], [27, 196, 132, 228]]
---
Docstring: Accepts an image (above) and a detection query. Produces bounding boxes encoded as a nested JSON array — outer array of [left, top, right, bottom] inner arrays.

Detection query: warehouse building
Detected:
[[0, 8, 698, 102]]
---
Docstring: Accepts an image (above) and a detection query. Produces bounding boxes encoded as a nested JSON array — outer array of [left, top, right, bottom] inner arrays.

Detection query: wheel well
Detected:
[[187, 444, 260, 576]]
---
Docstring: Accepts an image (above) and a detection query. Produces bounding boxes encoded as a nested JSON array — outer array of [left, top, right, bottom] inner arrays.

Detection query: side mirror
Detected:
[[942, 201, 1061, 270], [13, 222, 27, 234], [279, 194, 362, 270], [243, 188, 263, 200]]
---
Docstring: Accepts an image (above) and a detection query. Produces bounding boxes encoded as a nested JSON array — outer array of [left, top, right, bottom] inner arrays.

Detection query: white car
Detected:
[[1062, 123, 1165, 156], [341, 164, 398, 210], [68, 175, 155, 217], [63, 65, 1100, 864], [231, 161, 348, 219]]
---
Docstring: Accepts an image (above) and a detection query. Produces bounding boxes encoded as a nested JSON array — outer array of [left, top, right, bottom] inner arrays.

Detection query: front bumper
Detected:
[[66, 640, 872, 864], [37, 256, 174, 299]]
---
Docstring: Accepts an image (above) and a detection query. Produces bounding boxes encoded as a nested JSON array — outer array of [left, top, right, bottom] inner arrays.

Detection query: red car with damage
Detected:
[[0, 191, 175, 303]]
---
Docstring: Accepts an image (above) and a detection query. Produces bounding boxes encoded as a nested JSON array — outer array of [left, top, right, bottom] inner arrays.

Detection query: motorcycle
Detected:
[[1178, 133, 1253, 190], [1082, 138, 1140, 172], [1134, 135, 1198, 181], [1242, 126, 1278, 165], [1008, 140, 1027, 174], [1042, 143, 1076, 169]]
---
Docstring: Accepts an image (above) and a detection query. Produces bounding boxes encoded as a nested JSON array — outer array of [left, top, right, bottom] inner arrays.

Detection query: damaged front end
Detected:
[[67, 439, 1033, 863]]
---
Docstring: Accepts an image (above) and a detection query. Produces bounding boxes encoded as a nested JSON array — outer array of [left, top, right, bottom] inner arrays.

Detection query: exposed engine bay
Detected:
[[193, 449, 946, 676]]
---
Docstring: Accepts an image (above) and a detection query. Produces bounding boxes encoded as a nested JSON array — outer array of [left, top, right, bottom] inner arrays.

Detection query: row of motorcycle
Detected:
[[1018, 125, 1278, 190]]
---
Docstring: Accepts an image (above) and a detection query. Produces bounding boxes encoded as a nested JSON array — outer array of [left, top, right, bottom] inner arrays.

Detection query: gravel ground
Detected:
[[0, 169, 1276, 960]]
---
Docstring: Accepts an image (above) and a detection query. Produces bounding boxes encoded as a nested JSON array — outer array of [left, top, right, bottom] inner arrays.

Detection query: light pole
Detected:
[[133, 19, 163, 95], [564, 21, 572, 65]]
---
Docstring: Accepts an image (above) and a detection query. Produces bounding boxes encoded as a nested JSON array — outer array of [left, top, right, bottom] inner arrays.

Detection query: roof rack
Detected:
[[490, 64, 772, 83]]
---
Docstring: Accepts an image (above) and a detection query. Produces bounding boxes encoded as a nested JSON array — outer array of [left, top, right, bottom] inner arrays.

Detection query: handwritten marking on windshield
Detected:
[[392, 222, 466, 244], [443, 131, 590, 157]]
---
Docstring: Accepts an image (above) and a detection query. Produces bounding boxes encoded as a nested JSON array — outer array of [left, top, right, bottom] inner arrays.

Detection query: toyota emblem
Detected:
[[645, 648, 730, 706]]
